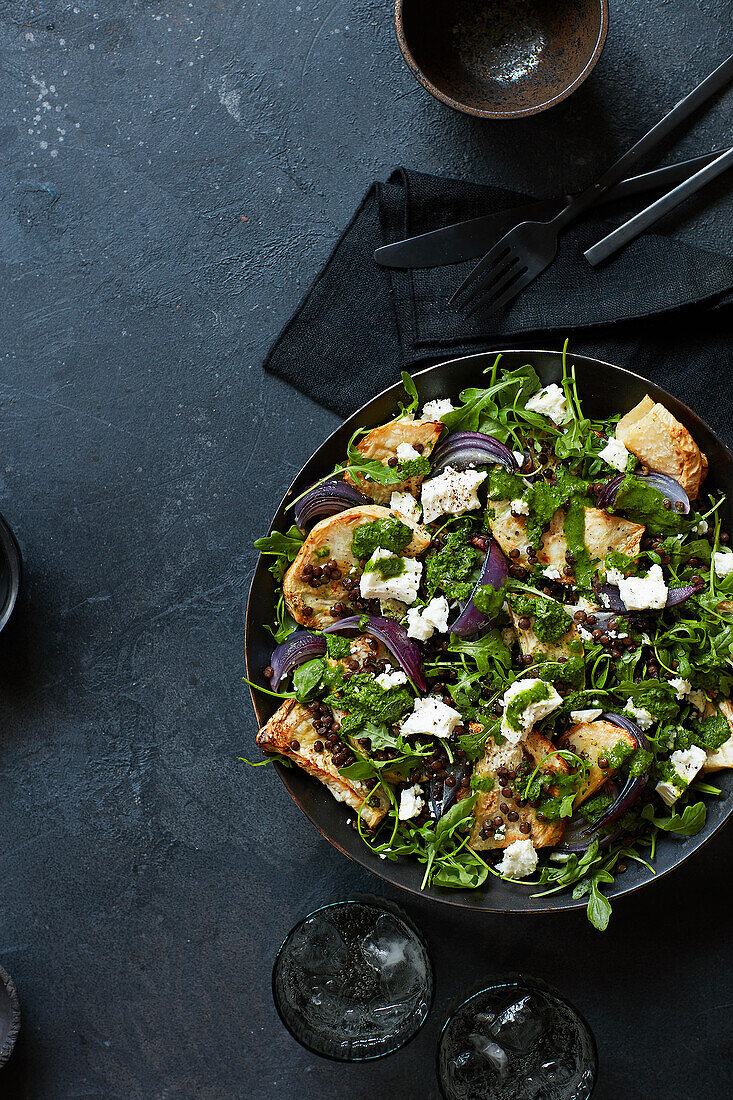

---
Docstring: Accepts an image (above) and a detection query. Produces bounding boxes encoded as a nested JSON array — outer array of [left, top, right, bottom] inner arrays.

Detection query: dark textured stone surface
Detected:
[[0, 2, 730, 1097]]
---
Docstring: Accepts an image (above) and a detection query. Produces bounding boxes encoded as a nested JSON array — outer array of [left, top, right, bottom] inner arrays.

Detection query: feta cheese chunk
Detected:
[[398, 784, 425, 821], [617, 563, 668, 610], [598, 435, 630, 472], [669, 676, 692, 701], [655, 746, 706, 806], [396, 441, 420, 462], [693, 518, 709, 536], [689, 689, 708, 712], [570, 708, 603, 723], [376, 667, 409, 690], [500, 678, 563, 743], [542, 565, 562, 581], [512, 450, 525, 468], [510, 498, 529, 516], [390, 490, 422, 524], [405, 596, 450, 641], [496, 838, 538, 879], [623, 699, 655, 730], [525, 383, 570, 425], [421, 398, 455, 420], [713, 551, 733, 578], [359, 548, 422, 605], [421, 466, 487, 524], [405, 606, 434, 642], [401, 695, 462, 740]]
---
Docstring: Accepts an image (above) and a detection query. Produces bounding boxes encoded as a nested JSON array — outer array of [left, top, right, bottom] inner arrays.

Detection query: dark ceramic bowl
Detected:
[[395, 0, 609, 119], [0, 963, 21, 1067], [0, 511, 21, 635], [246, 350, 733, 914]]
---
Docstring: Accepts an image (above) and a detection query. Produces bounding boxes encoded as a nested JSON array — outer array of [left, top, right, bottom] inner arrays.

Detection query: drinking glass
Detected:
[[272, 899, 434, 1061], [437, 976, 598, 1099]]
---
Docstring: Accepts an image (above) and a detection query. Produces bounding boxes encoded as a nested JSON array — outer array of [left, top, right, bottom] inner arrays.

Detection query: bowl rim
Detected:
[[0, 511, 22, 636], [394, 0, 610, 119], [245, 348, 733, 914], [0, 962, 21, 1067]]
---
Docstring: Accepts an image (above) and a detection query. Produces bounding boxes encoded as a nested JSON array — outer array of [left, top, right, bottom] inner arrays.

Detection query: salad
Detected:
[[250, 351, 733, 929]]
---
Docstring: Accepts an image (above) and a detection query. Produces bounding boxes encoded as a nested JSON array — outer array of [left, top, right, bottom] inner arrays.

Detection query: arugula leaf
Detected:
[[254, 525, 305, 560], [292, 658, 344, 702], [292, 658, 327, 701], [435, 794, 477, 840], [587, 879, 612, 931], [267, 593, 298, 645], [641, 801, 707, 835], [254, 524, 306, 584], [398, 371, 420, 416], [432, 852, 488, 889], [449, 628, 512, 679]]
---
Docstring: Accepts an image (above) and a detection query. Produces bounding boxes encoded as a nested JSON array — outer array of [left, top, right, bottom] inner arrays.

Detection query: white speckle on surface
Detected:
[[217, 75, 242, 121]]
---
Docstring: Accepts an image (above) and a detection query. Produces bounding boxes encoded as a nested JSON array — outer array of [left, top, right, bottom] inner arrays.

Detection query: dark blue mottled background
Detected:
[[0, 2, 731, 1097]]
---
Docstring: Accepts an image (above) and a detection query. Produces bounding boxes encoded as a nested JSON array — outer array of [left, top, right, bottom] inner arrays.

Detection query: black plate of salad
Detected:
[[245, 348, 733, 927]]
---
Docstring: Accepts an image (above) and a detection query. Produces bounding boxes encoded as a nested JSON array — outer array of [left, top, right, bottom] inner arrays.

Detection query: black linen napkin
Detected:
[[264, 169, 733, 437]]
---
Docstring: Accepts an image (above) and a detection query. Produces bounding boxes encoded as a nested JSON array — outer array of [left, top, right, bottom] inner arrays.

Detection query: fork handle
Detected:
[[555, 52, 733, 227]]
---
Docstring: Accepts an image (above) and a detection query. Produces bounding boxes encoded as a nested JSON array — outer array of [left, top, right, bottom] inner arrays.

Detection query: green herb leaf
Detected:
[[587, 880, 612, 931], [641, 800, 707, 835]]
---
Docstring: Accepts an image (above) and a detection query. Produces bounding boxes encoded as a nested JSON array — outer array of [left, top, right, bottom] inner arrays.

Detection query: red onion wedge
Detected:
[[558, 713, 651, 851], [269, 630, 326, 690], [428, 762, 470, 820], [294, 478, 370, 529], [429, 431, 519, 477], [324, 615, 427, 693], [589, 712, 650, 831], [557, 781, 621, 853], [665, 579, 707, 606], [451, 539, 509, 638], [596, 472, 690, 514], [597, 577, 705, 613]]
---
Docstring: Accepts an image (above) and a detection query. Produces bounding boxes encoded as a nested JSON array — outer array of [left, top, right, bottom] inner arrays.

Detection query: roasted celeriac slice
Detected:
[[616, 395, 708, 500], [256, 699, 390, 828], [344, 419, 443, 504], [558, 719, 636, 806], [283, 504, 430, 627], [469, 731, 569, 851], [582, 507, 645, 561], [486, 504, 644, 582]]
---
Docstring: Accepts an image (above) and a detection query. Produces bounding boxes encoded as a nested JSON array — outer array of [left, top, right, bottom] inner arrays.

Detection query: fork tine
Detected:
[[462, 259, 525, 318], [459, 254, 521, 311], [466, 266, 534, 320], [448, 233, 515, 305]]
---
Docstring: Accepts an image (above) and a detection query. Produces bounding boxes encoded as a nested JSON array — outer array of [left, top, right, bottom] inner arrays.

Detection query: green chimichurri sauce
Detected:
[[351, 517, 412, 559], [364, 553, 406, 579], [511, 594, 572, 643], [486, 466, 524, 502], [612, 475, 682, 534], [425, 526, 481, 601], [563, 497, 595, 588], [505, 681, 552, 732]]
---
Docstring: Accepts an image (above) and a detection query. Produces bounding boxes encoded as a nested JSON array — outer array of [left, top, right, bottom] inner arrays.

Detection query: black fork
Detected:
[[451, 52, 733, 320]]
